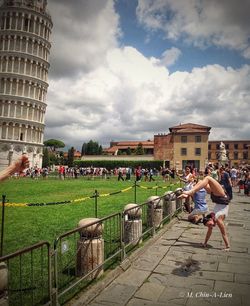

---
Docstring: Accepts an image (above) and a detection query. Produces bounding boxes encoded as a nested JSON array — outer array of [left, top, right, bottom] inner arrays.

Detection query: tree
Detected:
[[81, 142, 88, 155], [68, 147, 75, 167], [81, 140, 102, 155], [42, 147, 50, 167], [44, 139, 65, 152], [126, 147, 132, 155], [135, 143, 144, 155]]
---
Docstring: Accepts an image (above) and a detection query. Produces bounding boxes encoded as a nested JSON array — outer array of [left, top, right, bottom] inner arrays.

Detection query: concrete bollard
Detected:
[[147, 196, 163, 228], [175, 188, 183, 211], [76, 218, 104, 280], [0, 262, 8, 306], [163, 191, 176, 217], [124, 204, 142, 246]]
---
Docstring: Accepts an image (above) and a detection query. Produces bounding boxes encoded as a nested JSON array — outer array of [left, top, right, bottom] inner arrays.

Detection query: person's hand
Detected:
[[12, 155, 29, 174], [177, 190, 192, 199]]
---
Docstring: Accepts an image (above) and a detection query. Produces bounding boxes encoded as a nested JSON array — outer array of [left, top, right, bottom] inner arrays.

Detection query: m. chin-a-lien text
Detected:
[[187, 291, 232, 298]]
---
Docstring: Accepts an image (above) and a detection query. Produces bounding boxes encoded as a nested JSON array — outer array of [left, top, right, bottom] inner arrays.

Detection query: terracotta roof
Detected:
[[104, 146, 119, 153], [105, 140, 154, 154], [173, 128, 210, 134], [169, 123, 211, 131], [63, 150, 81, 157], [114, 140, 153, 146]]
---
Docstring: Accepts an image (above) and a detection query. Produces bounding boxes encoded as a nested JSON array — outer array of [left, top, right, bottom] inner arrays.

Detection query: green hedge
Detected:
[[74, 160, 164, 170]]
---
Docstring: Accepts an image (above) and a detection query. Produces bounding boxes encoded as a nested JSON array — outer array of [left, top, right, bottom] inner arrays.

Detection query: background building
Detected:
[[104, 123, 250, 170], [0, 0, 52, 170], [154, 123, 211, 171], [105, 140, 154, 156], [208, 140, 250, 167]]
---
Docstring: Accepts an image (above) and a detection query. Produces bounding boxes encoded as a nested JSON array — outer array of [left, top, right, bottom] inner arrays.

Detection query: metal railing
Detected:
[[0, 188, 183, 305], [0, 241, 51, 306], [52, 192, 182, 304], [53, 213, 122, 304]]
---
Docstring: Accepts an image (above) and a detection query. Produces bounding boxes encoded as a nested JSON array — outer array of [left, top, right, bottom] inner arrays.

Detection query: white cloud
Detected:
[[43, 0, 250, 148], [160, 47, 182, 67], [48, 0, 121, 77], [46, 44, 250, 147], [136, 0, 250, 57], [242, 47, 250, 60]]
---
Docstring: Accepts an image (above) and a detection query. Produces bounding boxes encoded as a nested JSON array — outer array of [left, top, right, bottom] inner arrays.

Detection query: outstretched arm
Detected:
[[0, 155, 29, 182]]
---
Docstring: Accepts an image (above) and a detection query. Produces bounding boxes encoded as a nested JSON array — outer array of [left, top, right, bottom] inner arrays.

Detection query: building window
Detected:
[[181, 136, 187, 143], [244, 144, 248, 149], [216, 144, 220, 150], [208, 152, 211, 160], [195, 148, 201, 156], [226, 144, 229, 150], [208, 144, 211, 150], [234, 144, 238, 149], [243, 152, 248, 159], [195, 135, 201, 143], [181, 148, 187, 156], [234, 152, 238, 160]]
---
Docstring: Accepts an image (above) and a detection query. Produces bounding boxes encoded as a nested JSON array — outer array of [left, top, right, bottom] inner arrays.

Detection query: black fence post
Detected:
[[94, 190, 99, 218], [134, 180, 137, 204], [1, 194, 6, 257], [155, 183, 158, 196]]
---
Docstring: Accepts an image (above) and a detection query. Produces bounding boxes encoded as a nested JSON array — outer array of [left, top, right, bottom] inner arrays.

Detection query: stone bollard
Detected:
[[147, 196, 163, 228], [0, 262, 8, 306], [124, 204, 142, 246], [163, 191, 176, 217], [175, 188, 183, 211], [76, 218, 104, 279]]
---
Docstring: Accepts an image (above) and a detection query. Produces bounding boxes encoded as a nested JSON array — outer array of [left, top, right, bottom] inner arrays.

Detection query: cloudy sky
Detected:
[[45, 0, 250, 149]]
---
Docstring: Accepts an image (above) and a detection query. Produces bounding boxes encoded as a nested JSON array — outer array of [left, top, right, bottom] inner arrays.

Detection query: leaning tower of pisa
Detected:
[[0, 0, 52, 170]]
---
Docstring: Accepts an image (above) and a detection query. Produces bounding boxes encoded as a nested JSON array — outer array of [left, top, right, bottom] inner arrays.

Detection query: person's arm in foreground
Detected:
[[0, 155, 29, 182]]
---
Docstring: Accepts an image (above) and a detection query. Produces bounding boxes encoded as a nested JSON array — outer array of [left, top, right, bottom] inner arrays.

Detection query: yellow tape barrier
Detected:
[[1, 186, 134, 207], [136, 183, 175, 190]]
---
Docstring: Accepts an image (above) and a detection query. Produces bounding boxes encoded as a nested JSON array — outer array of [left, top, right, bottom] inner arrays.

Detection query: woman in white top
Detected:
[[177, 166, 194, 213]]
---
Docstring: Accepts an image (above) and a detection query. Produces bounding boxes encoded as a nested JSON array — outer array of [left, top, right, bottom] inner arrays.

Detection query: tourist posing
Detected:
[[178, 176, 230, 251], [188, 180, 208, 224]]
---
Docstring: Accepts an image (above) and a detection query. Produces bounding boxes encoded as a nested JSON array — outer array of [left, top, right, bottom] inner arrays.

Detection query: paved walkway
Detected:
[[71, 189, 250, 306]]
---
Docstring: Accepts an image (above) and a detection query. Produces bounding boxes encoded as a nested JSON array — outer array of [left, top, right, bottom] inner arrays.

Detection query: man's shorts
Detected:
[[213, 204, 229, 220]]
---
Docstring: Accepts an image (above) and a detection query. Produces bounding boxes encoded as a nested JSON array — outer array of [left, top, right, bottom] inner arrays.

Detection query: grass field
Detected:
[[0, 176, 181, 255]]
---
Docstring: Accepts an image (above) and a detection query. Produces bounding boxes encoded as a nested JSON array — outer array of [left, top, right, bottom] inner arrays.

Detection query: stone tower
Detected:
[[0, 0, 52, 170]]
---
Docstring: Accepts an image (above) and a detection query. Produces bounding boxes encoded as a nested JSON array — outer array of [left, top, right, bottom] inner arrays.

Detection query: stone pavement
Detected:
[[71, 189, 250, 306]]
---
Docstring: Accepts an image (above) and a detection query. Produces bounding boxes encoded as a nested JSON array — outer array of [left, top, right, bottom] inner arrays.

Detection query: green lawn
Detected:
[[0, 176, 180, 255]]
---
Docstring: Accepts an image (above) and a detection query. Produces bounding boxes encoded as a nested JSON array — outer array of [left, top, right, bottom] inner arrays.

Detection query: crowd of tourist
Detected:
[[6, 161, 250, 196], [1, 156, 249, 252]]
